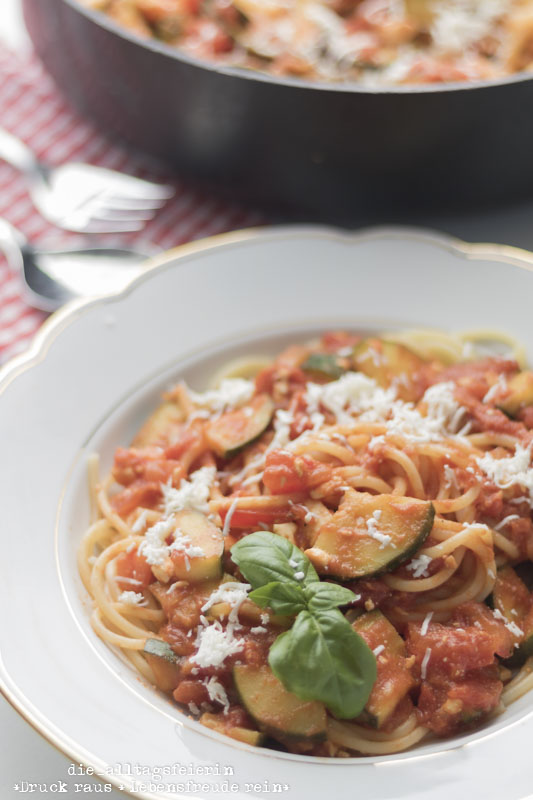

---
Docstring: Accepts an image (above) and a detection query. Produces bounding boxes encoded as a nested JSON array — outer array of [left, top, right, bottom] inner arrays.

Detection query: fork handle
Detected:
[[0, 127, 46, 179]]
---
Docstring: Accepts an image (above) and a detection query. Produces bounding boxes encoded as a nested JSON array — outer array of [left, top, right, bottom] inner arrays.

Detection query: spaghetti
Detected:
[[80, 329, 533, 756], [82, 0, 533, 86]]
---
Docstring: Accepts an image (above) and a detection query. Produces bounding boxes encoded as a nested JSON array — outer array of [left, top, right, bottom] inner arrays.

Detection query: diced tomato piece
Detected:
[[452, 602, 513, 659], [113, 446, 182, 486], [320, 331, 361, 352], [159, 623, 196, 656], [417, 669, 502, 735], [110, 481, 162, 517], [115, 546, 154, 590], [221, 507, 293, 529], [407, 619, 497, 678], [173, 680, 210, 706], [263, 449, 332, 495], [164, 428, 203, 462]]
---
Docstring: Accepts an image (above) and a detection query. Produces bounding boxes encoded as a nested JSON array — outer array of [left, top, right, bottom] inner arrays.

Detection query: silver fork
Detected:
[[0, 218, 152, 310], [0, 128, 174, 233]]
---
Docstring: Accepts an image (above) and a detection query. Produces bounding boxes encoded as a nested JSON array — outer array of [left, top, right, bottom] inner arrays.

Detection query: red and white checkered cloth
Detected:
[[0, 45, 264, 365]]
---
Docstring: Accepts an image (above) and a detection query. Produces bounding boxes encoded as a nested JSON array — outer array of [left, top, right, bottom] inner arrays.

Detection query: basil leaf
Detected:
[[249, 581, 307, 616], [268, 609, 376, 719], [231, 531, 319, 590], [304, 582, 357, 612]]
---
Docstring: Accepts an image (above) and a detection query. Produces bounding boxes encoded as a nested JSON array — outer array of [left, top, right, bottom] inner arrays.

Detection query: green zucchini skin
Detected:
[[144, 638, 181, 692], [352, 611, 415, 729], [205, 394, 274, 459], [305, 492, 435, 580], [301, 353, 346, 380], [352, 339, 425, 401], [144, 638, 179, 662], [492, 566, 533, 669], [497, 372, 533, 418], [233, 664, 327, 744]]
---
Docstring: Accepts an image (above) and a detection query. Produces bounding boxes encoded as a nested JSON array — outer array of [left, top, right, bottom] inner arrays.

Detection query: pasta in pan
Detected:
[[80, 329, 533, 756], [82, 0, 533, 85]]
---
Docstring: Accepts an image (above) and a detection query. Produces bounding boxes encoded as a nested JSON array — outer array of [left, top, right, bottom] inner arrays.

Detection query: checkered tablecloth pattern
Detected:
[[0, 45, 263, 365]]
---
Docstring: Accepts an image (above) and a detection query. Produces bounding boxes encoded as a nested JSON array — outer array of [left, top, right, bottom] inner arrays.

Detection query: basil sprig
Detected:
[[231, 531, 377, 719]]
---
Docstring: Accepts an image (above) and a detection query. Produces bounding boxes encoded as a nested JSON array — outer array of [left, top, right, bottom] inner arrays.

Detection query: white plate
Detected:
[[2, 225, 533, 800]]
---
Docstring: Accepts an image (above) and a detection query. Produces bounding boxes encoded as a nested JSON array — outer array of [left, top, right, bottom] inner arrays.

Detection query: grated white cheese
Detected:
[[494, 514, 521, 531], [406, 554, 433, 579], [201, 582, 251, 626], [420, 612, 434, 637], [188, 378, 254, 413], [288, 558, 299, 568], [204, 676, 230, 713], [303, 373, 469, 445], [421, 647, 432, 680], [373, 644, 385, 657], [138, 516, 177, 566], [476, 443, 533, 507], [483, 373, 508, 404], [115, 576, 142, 587], [364, 509, 393, 549], [132, 509, 149, 533], [294, 571, 305, 581], [162, 466, 216, 516], [222, 496, 241, 537], [169, 529, 205, 559], [250, 626, 268, 634], [492, 608, 524, 639], [431, 0, 507, 54], [188, 702, 200, 715], [117, 591, 146, 606], [443, 465, 458, 491], [192, 621, 245, 668]]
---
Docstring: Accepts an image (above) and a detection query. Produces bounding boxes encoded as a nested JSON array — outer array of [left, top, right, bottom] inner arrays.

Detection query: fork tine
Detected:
[[79, 219, 147, 234], [106, 180, 175, 201], [88, 208, 160, 222], [98, 195, 168, 211]]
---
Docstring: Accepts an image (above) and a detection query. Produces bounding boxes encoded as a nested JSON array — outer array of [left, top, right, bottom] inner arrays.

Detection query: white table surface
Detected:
[[3, 1, 533, 798]]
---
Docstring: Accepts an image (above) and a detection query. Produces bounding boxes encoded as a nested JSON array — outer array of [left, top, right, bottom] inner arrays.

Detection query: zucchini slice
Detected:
[[200, 712, 265, 747], [132, 401, 185, 447], [497, 372, 533, 417], [492, 566, 533, 668], [305, 492, 434, 579], [301, 353, 346, 381], [233, 664, 327, 743], [353, 339, 425, 401], [144, 638, 181, 692], [352, 611, 415, 728], [169, 510, 224, 582], [205, 394, 274, 458]]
